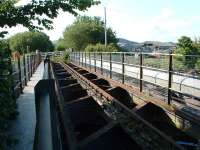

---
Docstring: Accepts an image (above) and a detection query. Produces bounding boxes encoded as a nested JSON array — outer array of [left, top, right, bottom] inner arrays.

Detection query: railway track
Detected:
[[50, 61, 198, 150]]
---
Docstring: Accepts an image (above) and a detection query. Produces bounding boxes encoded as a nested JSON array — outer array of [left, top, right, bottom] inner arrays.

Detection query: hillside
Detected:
[[117, 38, 176, 52]]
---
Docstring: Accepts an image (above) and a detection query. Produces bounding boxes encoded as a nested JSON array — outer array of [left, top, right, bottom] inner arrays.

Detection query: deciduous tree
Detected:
[[9, 31, 54, 53], [0, 0, 100, 37], [62, 16, 118, 50]]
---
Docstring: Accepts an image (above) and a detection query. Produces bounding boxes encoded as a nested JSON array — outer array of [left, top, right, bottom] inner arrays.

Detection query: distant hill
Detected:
[[117, 38, 176, 52], [118, 38, 142, 51]]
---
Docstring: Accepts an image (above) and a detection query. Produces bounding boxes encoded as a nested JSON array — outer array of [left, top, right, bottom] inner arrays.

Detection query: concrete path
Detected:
[[6, 62, 44, 150]]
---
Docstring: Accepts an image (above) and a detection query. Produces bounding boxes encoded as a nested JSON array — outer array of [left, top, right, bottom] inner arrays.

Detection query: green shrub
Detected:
[[0, 40, 17, 149], [63, 51, 70, 63]]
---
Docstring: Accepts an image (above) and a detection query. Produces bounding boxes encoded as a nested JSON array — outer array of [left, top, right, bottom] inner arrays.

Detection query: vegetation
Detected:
[[59, 16, 118, 51], [174, 36, 200, 69], [55, 38, 66, 51], [0, 40, 17, 149], [9, 31, 54, 54], [85, 43, 119, 52], [0, 0, 99, 149], [0, 0, 100, 38]]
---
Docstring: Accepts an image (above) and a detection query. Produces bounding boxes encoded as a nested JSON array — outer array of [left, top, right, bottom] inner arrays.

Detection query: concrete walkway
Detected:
[[7, 62, 44, 150]]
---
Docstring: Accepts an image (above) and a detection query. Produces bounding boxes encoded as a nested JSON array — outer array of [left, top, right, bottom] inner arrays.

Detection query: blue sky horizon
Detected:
[[1, 0, 200, 43]]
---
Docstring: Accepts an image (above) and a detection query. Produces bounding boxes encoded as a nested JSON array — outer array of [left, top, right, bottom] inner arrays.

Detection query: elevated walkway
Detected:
[[6, 62, 44, 150]]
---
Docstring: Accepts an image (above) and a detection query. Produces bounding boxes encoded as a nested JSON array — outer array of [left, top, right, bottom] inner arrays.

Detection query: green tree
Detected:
[[62, 16, 118, 50], [0, 0, 100, 38], [0, 40, 17, 149], [55, 38, 67, 51], [175, 36, 199, 69], [9, 31, 54, 53], [0, 1, 99, 149]]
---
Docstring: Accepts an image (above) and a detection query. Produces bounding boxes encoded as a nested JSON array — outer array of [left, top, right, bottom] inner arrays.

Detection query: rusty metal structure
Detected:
[[33, 56, 200, 150]]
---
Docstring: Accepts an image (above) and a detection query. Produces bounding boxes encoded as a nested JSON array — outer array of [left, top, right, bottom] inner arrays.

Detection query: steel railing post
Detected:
[[139, 53, 143, 92], [168, 53, 173, 105], [101, 52, 103, 75], [110, 53, 112, 79], [89, 52, 91, 70], [82, 52, 84, 67], [79, 51, 80, 65], [30, 54, 33, 77], [27, 54, 30, 81], [85, 52, 87, 68], [122, 53, 125, 84], [94, 52, 96, 72], [17, 56, 23, 93], [23, 53, 27, 86]]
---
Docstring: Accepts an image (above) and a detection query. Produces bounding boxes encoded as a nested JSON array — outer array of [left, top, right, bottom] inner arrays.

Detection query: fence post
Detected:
[[33, 54, 35, 72], [72, 52, 74, 63], [94, 52, 96, 72], [101, 52, 103, 75], [27, 54, 30, 81], [79, 51, 80, 65], [139, 52, 143, 92], [89, 52, 91, 70], [168, 53, 173, 105], [23, 53, 27, 86], [76, 52, 78, 64], [122, 53, 125, 84], [82, 52, 84, 67], [85, 52, 87, 68], [34, 54, 36, 72], [17, 56, 23, 93], [30, 54, 33, 77], [110, 53, 112, 79]]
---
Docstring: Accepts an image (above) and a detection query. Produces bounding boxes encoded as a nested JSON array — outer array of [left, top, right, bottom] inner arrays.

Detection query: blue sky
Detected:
[[1, 0, 200, 42]]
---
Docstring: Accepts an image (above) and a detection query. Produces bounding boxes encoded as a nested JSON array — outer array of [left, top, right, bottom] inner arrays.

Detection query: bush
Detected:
[[63, 51, 70, 63], [0, 40, 17, 149], [85, 43, 119, 52]]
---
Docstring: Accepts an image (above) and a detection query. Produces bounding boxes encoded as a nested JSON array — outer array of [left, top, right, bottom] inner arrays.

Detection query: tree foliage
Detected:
[[175, 36, 200, 69], [55, 38, 66, 51], [62, 16, 118, 50], [9, 31, 54, 53], [85, 43, 119, 52], [0, 0, 100, 37], [0, 40, 17, 149]]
